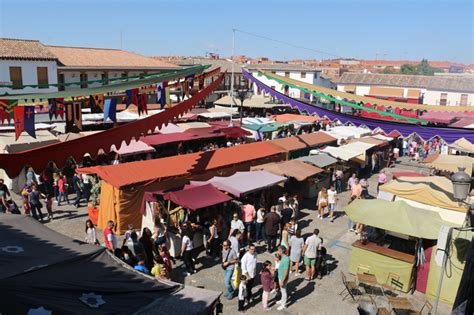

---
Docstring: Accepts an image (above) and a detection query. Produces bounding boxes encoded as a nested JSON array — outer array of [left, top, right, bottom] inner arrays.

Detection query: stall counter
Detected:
[[349, 240, 415, 292]]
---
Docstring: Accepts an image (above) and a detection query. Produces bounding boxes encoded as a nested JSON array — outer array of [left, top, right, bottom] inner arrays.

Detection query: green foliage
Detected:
[[382, 66, 397, 74], [400, 64, 417, 75], [399, 59, 443, 76]]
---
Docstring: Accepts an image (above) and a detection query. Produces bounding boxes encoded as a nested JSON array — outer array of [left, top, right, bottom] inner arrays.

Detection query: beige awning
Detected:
[[407, 89, 421, 98], [344, 85, 356, 92], [368, 86, 404, 98]]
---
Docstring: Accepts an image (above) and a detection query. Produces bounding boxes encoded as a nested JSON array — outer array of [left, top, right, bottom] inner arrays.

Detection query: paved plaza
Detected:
[[32, 158, 451, 315]]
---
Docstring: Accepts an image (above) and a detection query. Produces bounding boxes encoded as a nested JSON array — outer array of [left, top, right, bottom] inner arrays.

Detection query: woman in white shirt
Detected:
[[181, 229, 195, 276], [255, 208, 265, 243], [84, 219, 98, 245]]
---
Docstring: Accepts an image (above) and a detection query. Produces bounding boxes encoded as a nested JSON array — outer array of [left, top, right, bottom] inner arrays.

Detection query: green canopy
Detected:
[[242, 122, 285, 133], [2, 65, 208, 102], [344, 199, 455, 239]]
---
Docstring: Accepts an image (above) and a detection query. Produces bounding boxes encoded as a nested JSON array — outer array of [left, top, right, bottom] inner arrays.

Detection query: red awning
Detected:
[[164, 184, 232, 210], [387, 130, 402, 138], [220, 127, 252, 138], [0, 73, 224, 178]]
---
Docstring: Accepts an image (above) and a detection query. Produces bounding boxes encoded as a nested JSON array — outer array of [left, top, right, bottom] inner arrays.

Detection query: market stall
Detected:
[[426, 154, 474, 175], [344, 199, 454, 293], [250, 160, 323, 198], [296, 153, 338, 169], [190, 170, 287, 197], [449, 137, 474, 155], [141, 183, 232, 257]]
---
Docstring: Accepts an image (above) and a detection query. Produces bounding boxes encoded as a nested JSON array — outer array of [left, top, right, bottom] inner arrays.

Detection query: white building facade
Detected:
[[0, 38, 58, 96], [245, 64, 323, 101]]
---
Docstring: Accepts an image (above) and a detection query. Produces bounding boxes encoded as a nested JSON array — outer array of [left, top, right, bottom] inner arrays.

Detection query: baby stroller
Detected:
[[6, 199, 21, 214], [315, 246, 327, 279]]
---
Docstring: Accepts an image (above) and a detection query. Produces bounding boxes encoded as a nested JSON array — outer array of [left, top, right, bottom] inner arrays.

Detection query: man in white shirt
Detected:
[[240, 244, 257, 303], [229, 212, 245, 238], [327, 186, 338, 223], [302, 229, 322, 281]]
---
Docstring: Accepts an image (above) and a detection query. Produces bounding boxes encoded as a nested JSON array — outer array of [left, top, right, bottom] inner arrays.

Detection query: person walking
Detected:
[[335, 169, 343, 193], [57, 173, 69, 206], [360, 178, 369, 199], [181, 228, 196, 276], [240, 244, 257, 304], [317, 187, 328, 220], [264, 206, 280, 253], [327, 186, 338, 222], [289, 229, 304, 275], [302, 229, 322, 281], [281, 223, 290, 250], [221, 240, 239, 300], [255, 207, 265, 244], [72, 173, 83, 208], [260, 260, 273, 311], [276, 246, 290, 311], [241, 201, 256, 245], [28, 184, 45, 222]]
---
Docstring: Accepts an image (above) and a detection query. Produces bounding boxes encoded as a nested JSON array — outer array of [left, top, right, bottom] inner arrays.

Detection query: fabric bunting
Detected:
[[125, 88, 139, 108], [137, 94, 148, 116], [156, 82, 166, 109], [48, 99, 57, 120], [90, 94, 105, 113], [66, 102, 83, 131], [103, 98, 118, 122], [0, 99, 18, 124], [13, 106, 36, 140], [56, 98, 65, 119]]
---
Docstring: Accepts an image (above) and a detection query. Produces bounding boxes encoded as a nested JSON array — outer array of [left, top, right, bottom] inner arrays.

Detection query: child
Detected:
[[260, 260, 273, 311], [271, 253, 280, 295], [238, 274, 247, 312]]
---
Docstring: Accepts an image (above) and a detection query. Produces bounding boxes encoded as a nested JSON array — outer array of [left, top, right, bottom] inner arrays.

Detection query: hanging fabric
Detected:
[[103, 98, 118, 122], [56, 98, 65, 119], [137, 94, 148, 116], [13, 105, 36, 140], [66, 102, 83, 131], [156, 82, 165, 109], [0, 99, 17, 124], [125, 88, 139, 108], [90, 94, 105, 113], [47, 99, 57, 120]]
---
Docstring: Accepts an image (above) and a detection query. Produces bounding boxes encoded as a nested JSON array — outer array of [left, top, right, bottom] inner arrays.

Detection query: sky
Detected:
[[0, 0, 473, 64]]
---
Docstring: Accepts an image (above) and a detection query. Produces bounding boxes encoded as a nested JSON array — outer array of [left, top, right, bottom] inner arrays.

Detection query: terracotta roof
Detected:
[[0, 38, 57, 61], [47, 45, 179, 69], [339, 72, 474, 93]]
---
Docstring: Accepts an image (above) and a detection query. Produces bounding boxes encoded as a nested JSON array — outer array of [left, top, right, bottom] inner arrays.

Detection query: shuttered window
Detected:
[[9, 67, 23, 89], [37, 67, 49, 88]]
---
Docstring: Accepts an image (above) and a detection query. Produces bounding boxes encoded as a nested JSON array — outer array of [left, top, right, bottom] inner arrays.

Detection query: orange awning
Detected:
[[78, 141, 285, 188], [272, 113, 320, 123], [297, 132, 337, 147], [270, 137, 308, 152], [407, 89, 420, 98]]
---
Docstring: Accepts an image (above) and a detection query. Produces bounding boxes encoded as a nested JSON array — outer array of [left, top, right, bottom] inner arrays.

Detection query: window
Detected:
[[440, 93, 448, 106], [37, 67, 49, 88], [9, 67, 23, 89], [101, 72, 109, 85], [58, 73, 65, 91], [285, 72, 290, 77], [460, 94, 468, 106], [80, 73, 88, 88], [301, 72, 306, 79]]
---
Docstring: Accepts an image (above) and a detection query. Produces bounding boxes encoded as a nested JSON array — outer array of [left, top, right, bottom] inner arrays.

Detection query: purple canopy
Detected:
[[243, 70, 474, 144], [190, 171, 287, 197]]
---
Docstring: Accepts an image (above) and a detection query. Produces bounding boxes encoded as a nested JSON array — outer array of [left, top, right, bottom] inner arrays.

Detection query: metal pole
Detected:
[[240, 98, 243, 125], [433, 227, 453, 314], [229, 28, 235, 126]]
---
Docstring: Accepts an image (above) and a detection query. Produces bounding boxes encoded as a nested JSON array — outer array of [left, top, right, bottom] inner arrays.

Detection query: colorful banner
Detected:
[[103, 98, 118, 122], [137, 94, 148, 116], [13, 105, 35, 140], [66, 102, 83, 131], [90, 94, 105, 113], [243, 70, 474, 144], [0, 99, 17, 124], [125, 88, 139, 108]]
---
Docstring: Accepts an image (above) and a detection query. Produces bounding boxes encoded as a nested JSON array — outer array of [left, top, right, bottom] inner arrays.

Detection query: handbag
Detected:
[[232, 264, 241, 289], [221, 249, 231, 270]]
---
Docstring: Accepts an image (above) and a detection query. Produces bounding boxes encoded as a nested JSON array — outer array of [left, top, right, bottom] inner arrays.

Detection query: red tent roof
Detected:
[[163, 184, 231, 210], [78, 141, 285, 188]]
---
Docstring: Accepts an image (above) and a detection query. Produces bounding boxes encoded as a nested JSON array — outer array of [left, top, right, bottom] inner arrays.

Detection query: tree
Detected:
[[400, 64, 417, 75], [382, 66, 398, 74]]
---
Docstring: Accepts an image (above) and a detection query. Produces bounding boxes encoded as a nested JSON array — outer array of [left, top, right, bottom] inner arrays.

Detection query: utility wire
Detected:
[[234, 28, 342, 59]]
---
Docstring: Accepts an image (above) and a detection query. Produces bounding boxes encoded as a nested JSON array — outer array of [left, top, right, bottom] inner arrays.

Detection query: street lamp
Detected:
[[236, 84, 253, 125], [451, 167, 473, 226]]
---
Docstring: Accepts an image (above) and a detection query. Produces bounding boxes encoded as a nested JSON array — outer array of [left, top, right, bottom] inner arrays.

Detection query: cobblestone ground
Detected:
[[13, 157, 451, 315]]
